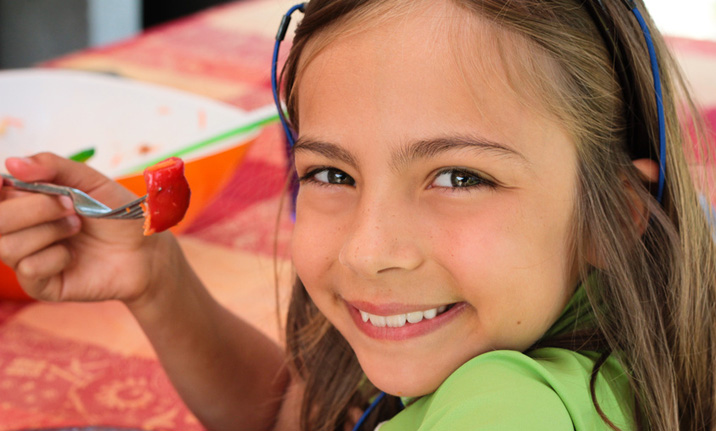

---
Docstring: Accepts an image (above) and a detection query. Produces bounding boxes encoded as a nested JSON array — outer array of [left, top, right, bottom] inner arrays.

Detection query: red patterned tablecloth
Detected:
[[0, 1, 715, 429]]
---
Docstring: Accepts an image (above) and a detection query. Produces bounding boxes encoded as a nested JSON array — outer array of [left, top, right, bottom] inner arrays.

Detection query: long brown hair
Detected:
[[280, 1, 716, 430]]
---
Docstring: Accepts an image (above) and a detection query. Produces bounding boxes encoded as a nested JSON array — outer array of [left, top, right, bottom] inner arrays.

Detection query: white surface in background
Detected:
[[0, 69, 276, 178], [648, 0, 716, 41]]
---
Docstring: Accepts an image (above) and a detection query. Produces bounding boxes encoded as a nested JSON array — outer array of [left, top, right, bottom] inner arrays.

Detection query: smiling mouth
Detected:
[[358, 304, 456, 328]]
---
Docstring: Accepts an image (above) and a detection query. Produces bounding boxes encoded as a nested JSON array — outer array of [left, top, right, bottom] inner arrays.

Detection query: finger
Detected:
[[0, 193, 75, 234], [15, 243, 73, 302], [1, 188, 45, 200], [0, 215, 81, 269]]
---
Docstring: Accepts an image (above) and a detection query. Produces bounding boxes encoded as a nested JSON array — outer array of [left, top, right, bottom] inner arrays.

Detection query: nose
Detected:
[[338, 195, 424, 278]]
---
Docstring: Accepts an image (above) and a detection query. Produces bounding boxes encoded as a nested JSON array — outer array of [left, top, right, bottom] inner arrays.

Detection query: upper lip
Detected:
[[345, 299, 455, 316]]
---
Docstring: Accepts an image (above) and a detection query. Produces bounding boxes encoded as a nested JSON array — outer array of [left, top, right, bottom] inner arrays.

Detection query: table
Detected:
[[0, 1, 714, 429], [0, 1, 296, 429]]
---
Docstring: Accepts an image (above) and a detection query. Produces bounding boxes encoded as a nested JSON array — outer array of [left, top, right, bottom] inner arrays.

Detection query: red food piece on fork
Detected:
[[142, 157, 191, 235]]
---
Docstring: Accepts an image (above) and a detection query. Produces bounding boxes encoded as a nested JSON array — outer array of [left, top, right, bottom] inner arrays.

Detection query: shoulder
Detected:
[[380, 349, 633, 431], [418, 350, 575, 430]]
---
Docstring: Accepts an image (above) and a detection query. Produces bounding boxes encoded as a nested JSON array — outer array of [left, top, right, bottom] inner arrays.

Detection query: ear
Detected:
[[585, 158, 659, 269], [632, 158, 660, 184], [627, 158, 660, 235]]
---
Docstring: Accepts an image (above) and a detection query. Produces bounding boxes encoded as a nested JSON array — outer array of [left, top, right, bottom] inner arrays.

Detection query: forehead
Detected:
[[294, 0, 572, 162]]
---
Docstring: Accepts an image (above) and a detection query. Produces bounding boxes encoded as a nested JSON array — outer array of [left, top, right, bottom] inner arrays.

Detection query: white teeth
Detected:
[[406, 311, 424, 324], [423, 308, 437, 319], [386, 314, 407, 328], [359, 305, 450, 328], [369, 314, 386, 327]]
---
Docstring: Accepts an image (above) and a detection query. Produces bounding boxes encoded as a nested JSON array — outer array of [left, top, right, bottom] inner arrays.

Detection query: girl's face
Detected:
[[291, 3, 580, 397]]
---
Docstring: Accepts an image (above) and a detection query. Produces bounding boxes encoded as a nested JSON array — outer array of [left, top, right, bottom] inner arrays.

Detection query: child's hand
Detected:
[[0, 152, 173, 304]]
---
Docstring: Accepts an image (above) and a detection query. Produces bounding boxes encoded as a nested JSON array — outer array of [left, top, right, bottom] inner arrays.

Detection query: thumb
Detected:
[[7, 152, 111, 191], [6, 152, 136, 204]]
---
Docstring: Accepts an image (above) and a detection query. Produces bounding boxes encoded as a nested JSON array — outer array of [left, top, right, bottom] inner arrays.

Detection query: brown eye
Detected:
[[312, 168, 355, 186], [433, 169, 485, 188]]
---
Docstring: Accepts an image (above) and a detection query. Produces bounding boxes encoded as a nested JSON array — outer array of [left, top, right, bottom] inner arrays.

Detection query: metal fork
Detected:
[[1, 173, 146, 220]]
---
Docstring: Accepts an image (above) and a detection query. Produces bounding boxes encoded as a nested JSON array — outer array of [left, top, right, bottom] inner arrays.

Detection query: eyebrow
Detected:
[[392, 135, 528, 171], [293, 138, 359, 168], [293, 134, 527, 171]]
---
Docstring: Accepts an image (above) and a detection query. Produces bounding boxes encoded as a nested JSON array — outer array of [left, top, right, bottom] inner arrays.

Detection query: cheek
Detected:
[[428, 198, 540, 271], [290, 205, 344, 285], [428, 196, 575, 312], [291, 223, 322, 282], [431, 210, 529, 295]]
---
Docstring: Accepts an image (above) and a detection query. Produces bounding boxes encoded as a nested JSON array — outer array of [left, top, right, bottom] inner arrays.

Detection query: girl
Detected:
[[0, 0, 714, 430]]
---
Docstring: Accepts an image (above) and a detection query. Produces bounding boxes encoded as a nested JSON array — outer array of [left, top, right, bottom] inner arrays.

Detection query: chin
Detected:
[[357, 352, 451, 398]]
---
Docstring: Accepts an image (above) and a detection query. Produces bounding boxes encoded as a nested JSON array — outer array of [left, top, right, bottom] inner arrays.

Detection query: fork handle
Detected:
[[1, 173, 72, 197]]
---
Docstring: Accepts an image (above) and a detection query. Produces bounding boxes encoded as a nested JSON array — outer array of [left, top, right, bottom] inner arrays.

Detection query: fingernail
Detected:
[[9, 156, 34, 166], [59, 196, 74, 211]]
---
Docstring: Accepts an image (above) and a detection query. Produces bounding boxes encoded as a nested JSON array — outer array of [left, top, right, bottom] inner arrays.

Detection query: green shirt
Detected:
[[379, 285, 635, 431]]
